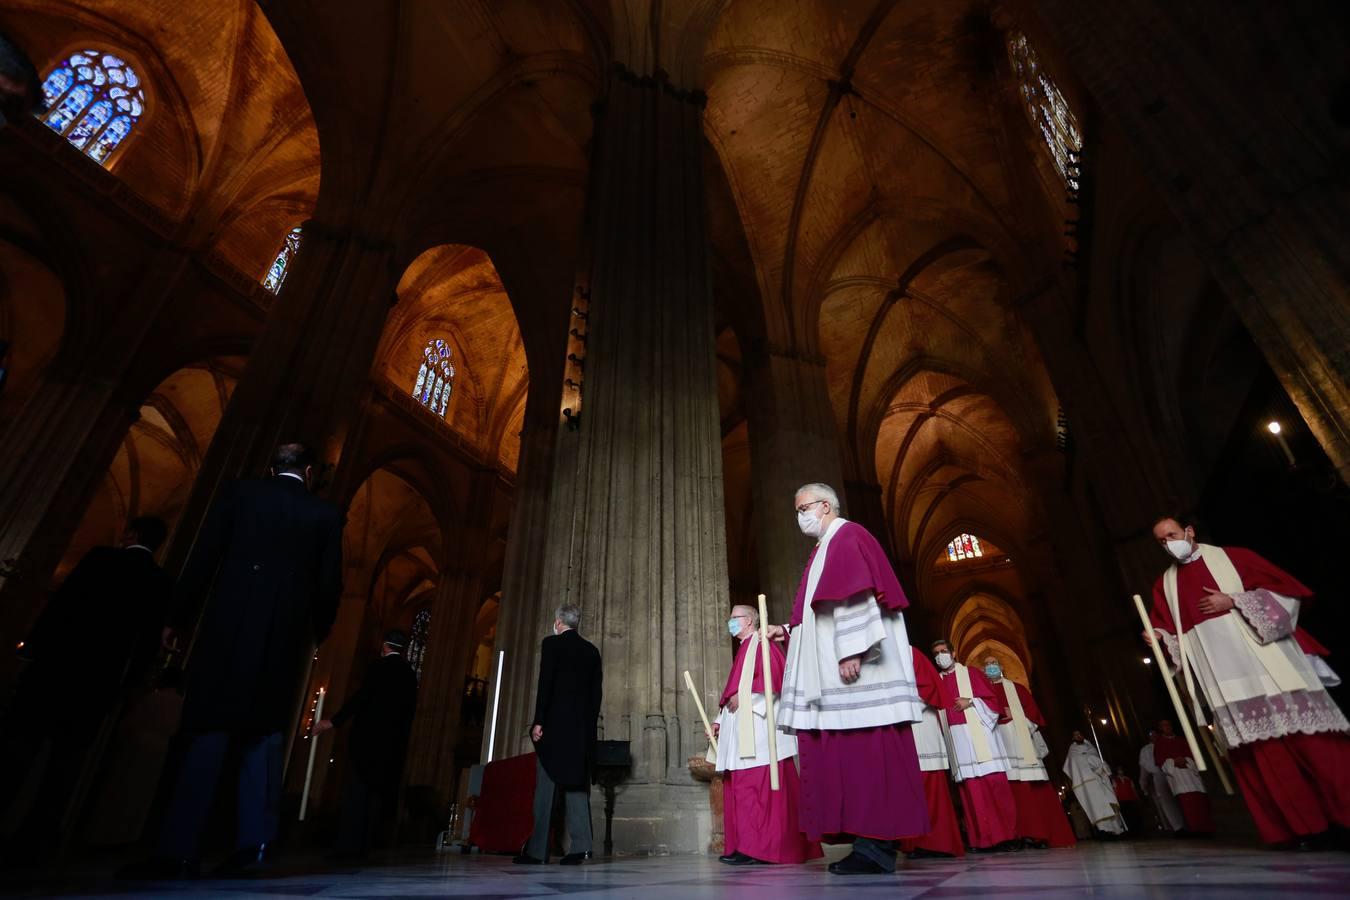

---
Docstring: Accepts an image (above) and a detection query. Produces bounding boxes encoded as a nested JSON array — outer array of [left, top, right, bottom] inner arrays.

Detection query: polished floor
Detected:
[[3, 841, 1349, 899]]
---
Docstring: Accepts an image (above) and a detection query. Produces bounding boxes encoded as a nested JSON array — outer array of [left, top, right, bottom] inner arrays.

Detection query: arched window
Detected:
[[412, 338, 455, 418], [262, 227, 303, 295], [407, 607, 432, 682], [1007, 32, 1081, 190], [946, 533, 984, 562], [39, 50, 145, 165]]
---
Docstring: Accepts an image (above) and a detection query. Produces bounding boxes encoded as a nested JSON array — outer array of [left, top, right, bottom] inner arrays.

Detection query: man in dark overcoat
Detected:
[[514, 603, 602, 865], [314, 629, 418, 859], [120, 442, 342, 879], [1, 516, 172, 846]]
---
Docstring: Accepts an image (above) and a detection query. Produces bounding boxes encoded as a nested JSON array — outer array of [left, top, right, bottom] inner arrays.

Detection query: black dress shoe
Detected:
[[560, 851, 591, 865], [115, 857, 200, 880], [720, 851, 762, 866], [828, 851, 888, 875], [212, 842, 274, 877], [719, 852, 741, 863], [513, 853, 544, 864]]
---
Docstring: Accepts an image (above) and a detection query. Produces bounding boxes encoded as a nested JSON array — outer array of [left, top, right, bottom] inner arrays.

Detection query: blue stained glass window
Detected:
[[45, 84, 93, 132], [40, 67, 74, 106], [67, 100, 112, 148], [90, 116, 133, 163], [412, 339, 454, 420], [38, 50, 146, 166], [262, 226, 303, 294]]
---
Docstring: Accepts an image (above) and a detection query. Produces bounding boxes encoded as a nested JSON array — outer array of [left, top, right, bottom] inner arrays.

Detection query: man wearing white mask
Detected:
[[931, 640, 1018, 852], [981, 655, 1076, 849], [711, 604, 821, 865], [1147, 515, 1350, 848], [764, 484, 929, 875]]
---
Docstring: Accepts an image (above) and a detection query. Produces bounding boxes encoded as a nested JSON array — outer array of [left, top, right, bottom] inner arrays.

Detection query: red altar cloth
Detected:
[[468, 752, 537, 853]]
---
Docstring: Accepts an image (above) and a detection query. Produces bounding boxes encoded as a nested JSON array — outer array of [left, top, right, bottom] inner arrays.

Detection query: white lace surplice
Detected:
[[778, 518, 924, 733]]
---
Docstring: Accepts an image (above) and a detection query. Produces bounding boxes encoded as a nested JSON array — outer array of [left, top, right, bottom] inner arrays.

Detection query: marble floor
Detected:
[[3, 841, 1349, 900]]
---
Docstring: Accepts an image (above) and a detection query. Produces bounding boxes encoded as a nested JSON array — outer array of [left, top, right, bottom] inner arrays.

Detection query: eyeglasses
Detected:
[[795, 499, 827, 514]]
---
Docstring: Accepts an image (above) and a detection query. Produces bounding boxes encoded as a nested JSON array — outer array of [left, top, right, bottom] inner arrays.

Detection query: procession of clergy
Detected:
[[704, 483, 1350, 874]]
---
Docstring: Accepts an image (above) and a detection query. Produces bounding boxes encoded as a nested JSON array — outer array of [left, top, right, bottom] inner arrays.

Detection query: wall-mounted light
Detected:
[[1266, 420, 1296, 467], [1099, 718, 1107, 725], [1143, 657, 1152, 665]]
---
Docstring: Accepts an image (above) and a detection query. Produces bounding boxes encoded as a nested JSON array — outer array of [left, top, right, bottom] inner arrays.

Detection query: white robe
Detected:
[[712, 693, 799, 772], [1137, 742, 1184, 831], [1161, 757, 1205, 796], [1063, 743, 1124, 834], [991, 681, 1048, 783], [913, 706, 950, 773], [939, 690, 1009, 782], [1155, 545, 1349, 750], [778, 517, 923, 733]]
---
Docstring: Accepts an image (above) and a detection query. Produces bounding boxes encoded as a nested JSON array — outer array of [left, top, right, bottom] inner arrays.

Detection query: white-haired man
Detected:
[[515, 605, 602, 865], [711, 603, 820, 865], [765, 483, 928, 875]]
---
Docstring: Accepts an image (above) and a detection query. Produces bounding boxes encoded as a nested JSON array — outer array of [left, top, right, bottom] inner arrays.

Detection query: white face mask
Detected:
[[934, 652, 953, 670], [797, 509, 824, 537], [1165, 539, 1194, 561]]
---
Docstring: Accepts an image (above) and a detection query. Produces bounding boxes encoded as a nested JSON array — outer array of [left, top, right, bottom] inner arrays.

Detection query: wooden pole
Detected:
[[683, 670, 719, 756], [1180, 684, 1237, 796], [299, 687, 325, 820], [757, 593, 780, 791], [1131, 595, 1206, 771]]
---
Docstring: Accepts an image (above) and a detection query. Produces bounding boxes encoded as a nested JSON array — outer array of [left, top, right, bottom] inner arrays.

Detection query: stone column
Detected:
[[1034, 0, 1350, 483], [527, 67, 730, 853], [742, 347, 847, 623], [0, 248, 190, 683], [484, 387, 564, 761], [160, 223, 398, 585]]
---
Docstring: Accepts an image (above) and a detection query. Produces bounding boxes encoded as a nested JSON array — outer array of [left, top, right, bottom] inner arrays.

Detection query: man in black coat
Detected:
[[514, 604, 602, 865], [1, 517, 172, 846], [120, 443, 343, 879], [314, 629, 418, 859]]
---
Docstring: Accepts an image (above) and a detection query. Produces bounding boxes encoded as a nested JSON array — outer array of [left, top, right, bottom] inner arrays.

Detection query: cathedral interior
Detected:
[[1, 0, 1348, 866]]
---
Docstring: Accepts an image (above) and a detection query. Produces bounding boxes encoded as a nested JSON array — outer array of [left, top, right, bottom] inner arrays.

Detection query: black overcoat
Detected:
[[532, 629, 602, 788], [17, 545, 172, 735], [331, 652, 418, 787], [175, 476, 343, 734]]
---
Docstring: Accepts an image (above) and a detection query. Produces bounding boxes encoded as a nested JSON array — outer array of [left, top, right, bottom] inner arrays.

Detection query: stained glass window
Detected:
[[407, 608, 432, 682], [39, 51, 145, 165], [946, 533, 984, 562], [262, 227, 303, 295], [413, 339, 455, 418], [1007, 32, 1082, 190]]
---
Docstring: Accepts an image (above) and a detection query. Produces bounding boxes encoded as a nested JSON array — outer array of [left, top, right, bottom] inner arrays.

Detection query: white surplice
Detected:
[[1063, 742, 1124, 834], [778, 517, 923, 733], [1137, 742, 1184, 831]]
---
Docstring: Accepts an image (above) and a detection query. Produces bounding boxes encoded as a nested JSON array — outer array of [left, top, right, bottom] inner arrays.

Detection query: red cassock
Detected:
[[717, 635, 822, 864], [935, 663, 1017, 849], [1153, 733, 1214, 833], [789, 521, 929, 843], [1149, 547, 1350, 844], [899, 649, 964, 857], [1000, 681, 1076, 848]]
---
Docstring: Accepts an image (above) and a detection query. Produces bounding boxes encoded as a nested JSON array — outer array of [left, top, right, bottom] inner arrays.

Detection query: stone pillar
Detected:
[[1034, 0, 1350, 483], [742, 347, 847, 623], [485, 387, 564, 761], [0, 248, 189, 683], [527, 67, 730, 853], [160, 223, 398, 586]]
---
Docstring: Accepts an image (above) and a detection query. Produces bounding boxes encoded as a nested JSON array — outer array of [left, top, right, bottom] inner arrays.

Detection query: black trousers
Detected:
[[157, 731, 281, 858], [335, 766, 394, 854]]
